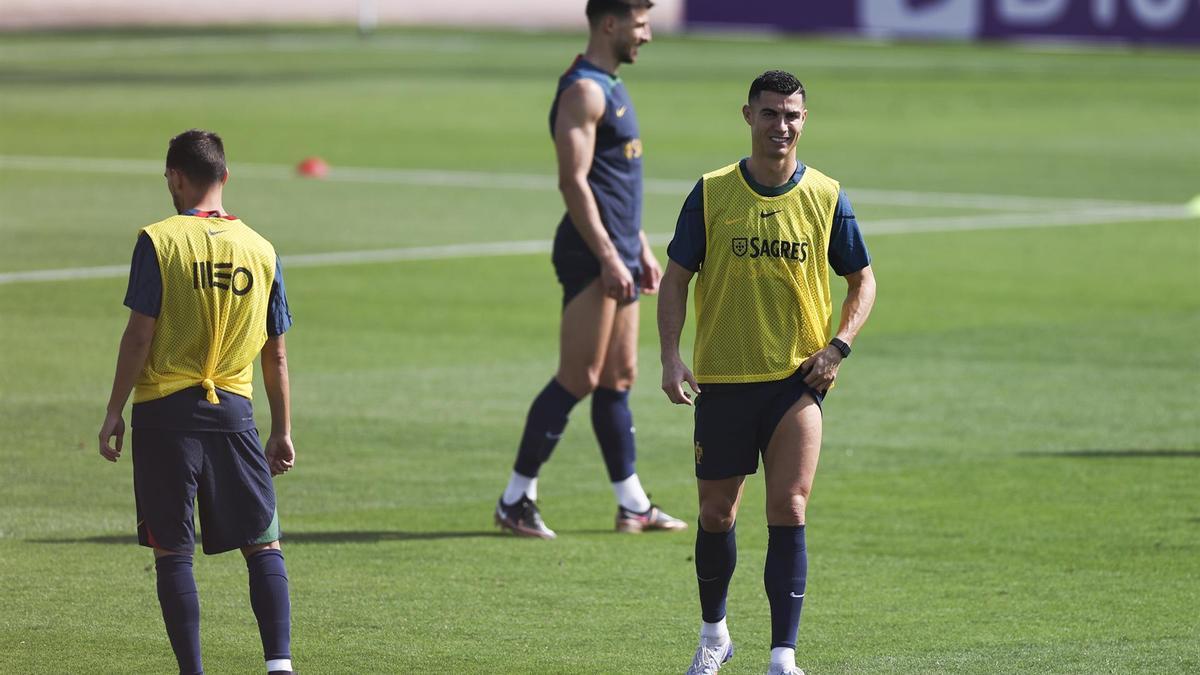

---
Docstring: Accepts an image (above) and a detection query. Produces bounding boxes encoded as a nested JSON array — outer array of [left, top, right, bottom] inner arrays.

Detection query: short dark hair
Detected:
[[748, 70, 805, 105], [586, 0, 654, 27], [166, 129, 226, 185]]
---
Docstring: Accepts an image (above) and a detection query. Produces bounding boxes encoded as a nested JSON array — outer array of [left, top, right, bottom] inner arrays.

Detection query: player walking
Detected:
[[494, 0, 686, 539], [98, 130, 296, 675], [658, 71, 877, 674]]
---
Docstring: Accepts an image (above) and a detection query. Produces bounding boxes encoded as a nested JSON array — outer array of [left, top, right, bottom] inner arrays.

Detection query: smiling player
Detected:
[[658, 71, 877, 674]]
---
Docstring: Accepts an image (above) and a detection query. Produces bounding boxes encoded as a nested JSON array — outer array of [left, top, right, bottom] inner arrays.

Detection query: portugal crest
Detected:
[[731, 238, 748, 257]]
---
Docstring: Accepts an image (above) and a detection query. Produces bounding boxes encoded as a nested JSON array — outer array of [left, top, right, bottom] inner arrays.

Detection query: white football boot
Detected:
[[685, 636, 734, 675]]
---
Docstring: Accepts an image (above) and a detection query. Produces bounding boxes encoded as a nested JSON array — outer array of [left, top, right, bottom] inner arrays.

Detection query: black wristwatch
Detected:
[[829, 337, 851, 359]]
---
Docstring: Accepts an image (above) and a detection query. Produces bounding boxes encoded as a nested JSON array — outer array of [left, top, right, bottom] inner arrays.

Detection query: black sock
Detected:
[[513, 379, 579, 478], [764, 525, 807, 649], [695, 522, 737, 623], [246, 549, 291, 663], [155, 554, 202, 675], [591, 387, 637, 482]]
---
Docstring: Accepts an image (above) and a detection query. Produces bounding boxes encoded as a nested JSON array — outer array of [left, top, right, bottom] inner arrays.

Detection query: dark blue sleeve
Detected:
[[666, 180, 706, 272], [123, 233, 162, 317], [828, 190, 871, 276], [267, 256, 293, 337]]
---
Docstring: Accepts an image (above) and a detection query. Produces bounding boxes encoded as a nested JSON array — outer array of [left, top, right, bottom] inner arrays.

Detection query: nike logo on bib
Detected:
[[207, 229, 227, 236], [761, 209, 782, 218]]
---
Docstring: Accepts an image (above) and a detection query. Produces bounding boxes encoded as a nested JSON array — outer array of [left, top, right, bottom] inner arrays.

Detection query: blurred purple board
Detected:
[[684, 1, 1200, 45]]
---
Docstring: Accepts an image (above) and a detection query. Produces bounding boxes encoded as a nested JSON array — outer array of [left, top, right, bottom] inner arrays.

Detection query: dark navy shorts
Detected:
[[132, 427, 279, 555], [693, 368, 825, 480], [553, 247, 642, 308]]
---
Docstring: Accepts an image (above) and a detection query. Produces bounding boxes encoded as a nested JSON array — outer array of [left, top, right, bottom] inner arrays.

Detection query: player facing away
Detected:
[[98, 130, 297, 675], [493, 0, 686, 539], [658, 71, 877, 675]]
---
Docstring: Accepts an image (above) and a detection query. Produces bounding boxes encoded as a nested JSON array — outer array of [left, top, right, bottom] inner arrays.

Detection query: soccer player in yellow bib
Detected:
[[98, 130, 297, 675], [658, 72, 877, 675]]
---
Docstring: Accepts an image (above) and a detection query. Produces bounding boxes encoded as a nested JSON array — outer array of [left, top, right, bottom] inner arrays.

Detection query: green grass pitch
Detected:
[[0, 27, 1198, 673]]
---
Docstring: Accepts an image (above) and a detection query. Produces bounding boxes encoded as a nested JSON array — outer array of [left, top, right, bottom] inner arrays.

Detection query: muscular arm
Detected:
[[98, 310, 156, 461], [800, 264, 877, 391], [260, 335, 294, 476], [657, 260, 700, 405], [554, 79, 635, 300], [833, 265, 876, 346]]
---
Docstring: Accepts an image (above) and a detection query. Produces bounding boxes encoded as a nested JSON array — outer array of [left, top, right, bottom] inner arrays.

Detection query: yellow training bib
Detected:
[[133, 215, 275, 404], [694, 162, 840, 383]]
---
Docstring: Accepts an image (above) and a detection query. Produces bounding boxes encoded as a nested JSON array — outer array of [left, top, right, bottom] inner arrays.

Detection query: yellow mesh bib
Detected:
[[694, 162, 840, 383], [133, 215, 276, 404]]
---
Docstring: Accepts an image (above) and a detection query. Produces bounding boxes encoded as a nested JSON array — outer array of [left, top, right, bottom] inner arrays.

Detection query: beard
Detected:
[[615, 39, 636, 64]]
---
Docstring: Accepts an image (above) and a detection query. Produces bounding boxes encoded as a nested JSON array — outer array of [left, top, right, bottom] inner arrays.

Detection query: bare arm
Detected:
[[99, 310, 156, 462], [800, 264, 878, 391], [657, 260, 701, 405], [833, 264, 877, 346], [554, 79, 635, 300], [260, 335, 295, 476], [638, 230, 662, 295]]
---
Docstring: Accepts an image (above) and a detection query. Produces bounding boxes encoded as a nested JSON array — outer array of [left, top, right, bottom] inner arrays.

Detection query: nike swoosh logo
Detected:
[[761, 210, 782, 218], [544, 431, 563, 440], [615, 106, 627, 117], [789, 592, 805, 598], [207, 229, 227, 236]]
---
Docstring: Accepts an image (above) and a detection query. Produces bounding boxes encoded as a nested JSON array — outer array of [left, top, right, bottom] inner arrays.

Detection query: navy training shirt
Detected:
[[549, 56, 645, 274], [667, 160, 871, 276], [124, 226, 293, 431]]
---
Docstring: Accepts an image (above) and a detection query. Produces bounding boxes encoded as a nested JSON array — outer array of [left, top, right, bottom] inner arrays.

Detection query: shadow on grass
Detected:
[[29, 530, 505, 545], [1020, 449, 1200, 459]]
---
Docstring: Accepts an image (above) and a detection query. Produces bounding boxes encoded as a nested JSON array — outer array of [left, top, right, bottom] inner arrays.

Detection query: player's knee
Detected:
[[557, 368, 601, 398], [602, 362, 637, 390], [766, 493, 808, 526], [698, 503, 736, 533]]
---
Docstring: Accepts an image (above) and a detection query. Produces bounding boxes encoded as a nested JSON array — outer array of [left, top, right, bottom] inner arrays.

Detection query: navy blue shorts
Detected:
[[693, 369, 825, 480], [553, 248, 642, 307], [132, 427, 279, 555]]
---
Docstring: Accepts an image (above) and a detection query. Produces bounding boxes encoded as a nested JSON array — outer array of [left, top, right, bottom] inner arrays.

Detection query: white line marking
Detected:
[[0, 154, 1159, 211], [0, 154, 1193, 286], [3, 206, 1194, 286], [865, 205, 1193, 234]]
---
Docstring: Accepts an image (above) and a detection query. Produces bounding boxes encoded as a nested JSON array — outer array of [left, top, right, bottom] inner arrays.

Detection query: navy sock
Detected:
[[764, 525, 807, 649], [246, 549, 291, 662], [155, 554, 203, 675], [513, 379, 579, 478], [695, 522, 737, 623], [591, 387, 637, 482]]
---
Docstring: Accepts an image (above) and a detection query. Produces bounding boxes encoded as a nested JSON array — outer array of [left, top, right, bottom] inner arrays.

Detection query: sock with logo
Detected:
[[591, 387, 638, 486], [155, 554, 203, 675], [695, 522, 737, 623], [246, 549, 291, 667], [764, 525, 807, 649], [512, 379, 580, 479]]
